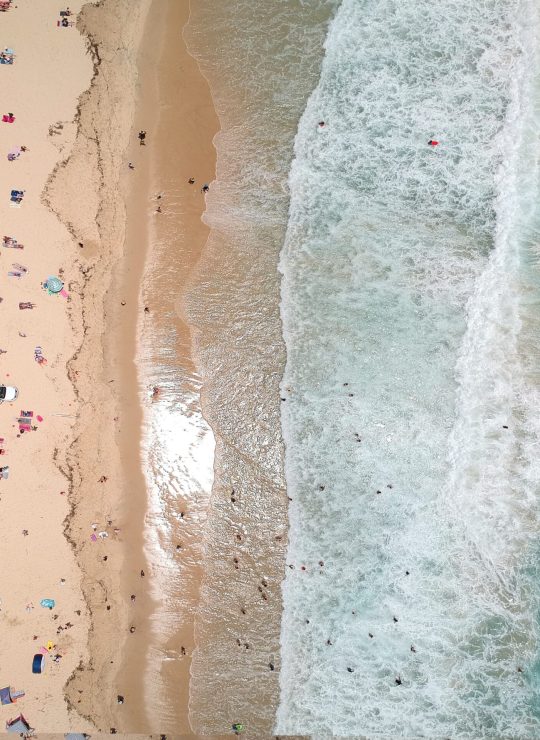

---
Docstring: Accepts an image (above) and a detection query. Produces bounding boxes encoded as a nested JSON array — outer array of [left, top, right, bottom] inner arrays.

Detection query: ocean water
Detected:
[[183, 0, 337, 734], [277, 0, 540, 736]]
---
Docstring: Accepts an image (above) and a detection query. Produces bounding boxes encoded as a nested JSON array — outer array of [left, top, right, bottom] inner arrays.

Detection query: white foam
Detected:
[[277, 0, 540, 735]]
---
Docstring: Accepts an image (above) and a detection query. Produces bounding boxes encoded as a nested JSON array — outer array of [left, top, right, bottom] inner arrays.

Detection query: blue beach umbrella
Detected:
[[43, 276, 63, 294]]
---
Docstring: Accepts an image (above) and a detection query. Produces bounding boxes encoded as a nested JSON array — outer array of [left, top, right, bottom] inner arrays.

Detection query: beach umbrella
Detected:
[[44, 276, 63, 294]]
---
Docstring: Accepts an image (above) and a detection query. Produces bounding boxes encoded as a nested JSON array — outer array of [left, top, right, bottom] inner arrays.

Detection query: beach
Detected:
[[46, 0, 218, 733], [2, 0, 538, 736], [0, 0, 218, 733], [0, 0, 93, 732]]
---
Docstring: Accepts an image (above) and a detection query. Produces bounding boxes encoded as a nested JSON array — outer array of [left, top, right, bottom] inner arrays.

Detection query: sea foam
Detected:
[[277, 0, 540, 735]]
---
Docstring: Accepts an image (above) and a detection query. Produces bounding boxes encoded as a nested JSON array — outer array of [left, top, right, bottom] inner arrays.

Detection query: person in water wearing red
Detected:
[[428, 139, 440, 146]]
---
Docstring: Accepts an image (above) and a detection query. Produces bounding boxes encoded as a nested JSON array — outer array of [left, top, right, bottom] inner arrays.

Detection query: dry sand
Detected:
[[0, 0, 93, 733]]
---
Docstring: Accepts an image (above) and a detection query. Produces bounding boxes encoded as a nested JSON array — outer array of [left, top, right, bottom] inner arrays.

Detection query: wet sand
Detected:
[[109, 0, 219, 732]]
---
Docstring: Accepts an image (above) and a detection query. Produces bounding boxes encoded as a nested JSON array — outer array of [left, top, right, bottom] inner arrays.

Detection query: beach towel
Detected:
[[2, 115, 14, 123], [3, 236, 22, 248]]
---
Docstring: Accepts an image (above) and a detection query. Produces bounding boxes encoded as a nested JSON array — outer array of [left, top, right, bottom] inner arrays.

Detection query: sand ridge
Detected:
[[43, 0, 153, 732]]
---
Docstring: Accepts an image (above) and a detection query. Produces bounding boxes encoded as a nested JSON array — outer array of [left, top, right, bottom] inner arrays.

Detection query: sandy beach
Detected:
[[1, 0, 281, 734], [0, 0, 93, 733], [44, 0, 220, 734]]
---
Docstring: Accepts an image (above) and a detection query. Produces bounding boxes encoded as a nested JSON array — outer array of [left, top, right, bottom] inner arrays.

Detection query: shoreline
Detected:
[[53, 0, 220, 733]]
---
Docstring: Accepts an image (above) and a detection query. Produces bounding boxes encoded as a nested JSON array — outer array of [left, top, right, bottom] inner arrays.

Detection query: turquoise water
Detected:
[[277, 0, 540, 735]]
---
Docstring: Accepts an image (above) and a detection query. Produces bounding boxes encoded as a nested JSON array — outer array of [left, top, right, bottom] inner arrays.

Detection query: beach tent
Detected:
[[6, 715, 30, 733], [32, 654, 45, 674]]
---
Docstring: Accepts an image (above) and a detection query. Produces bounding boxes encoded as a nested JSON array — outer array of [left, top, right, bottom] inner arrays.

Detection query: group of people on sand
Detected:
[[128, 129, 211, 196]]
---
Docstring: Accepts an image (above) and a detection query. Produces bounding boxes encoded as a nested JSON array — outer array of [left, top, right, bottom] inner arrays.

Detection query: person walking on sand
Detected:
[[128, 162, 135, 170], [138, 130, 146, 145]]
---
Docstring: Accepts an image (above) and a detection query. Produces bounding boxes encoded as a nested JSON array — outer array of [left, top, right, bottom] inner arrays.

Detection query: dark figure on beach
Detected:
[[117, 695, 124, 705], [188, 177, 195, 184], [138, 130, 146, 144], [128, 162, 134, 170], [130, 594, 136, 603], [201, 183, 209, 193], [61, 17, 69, 27], [140, 569, 145, 577]]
